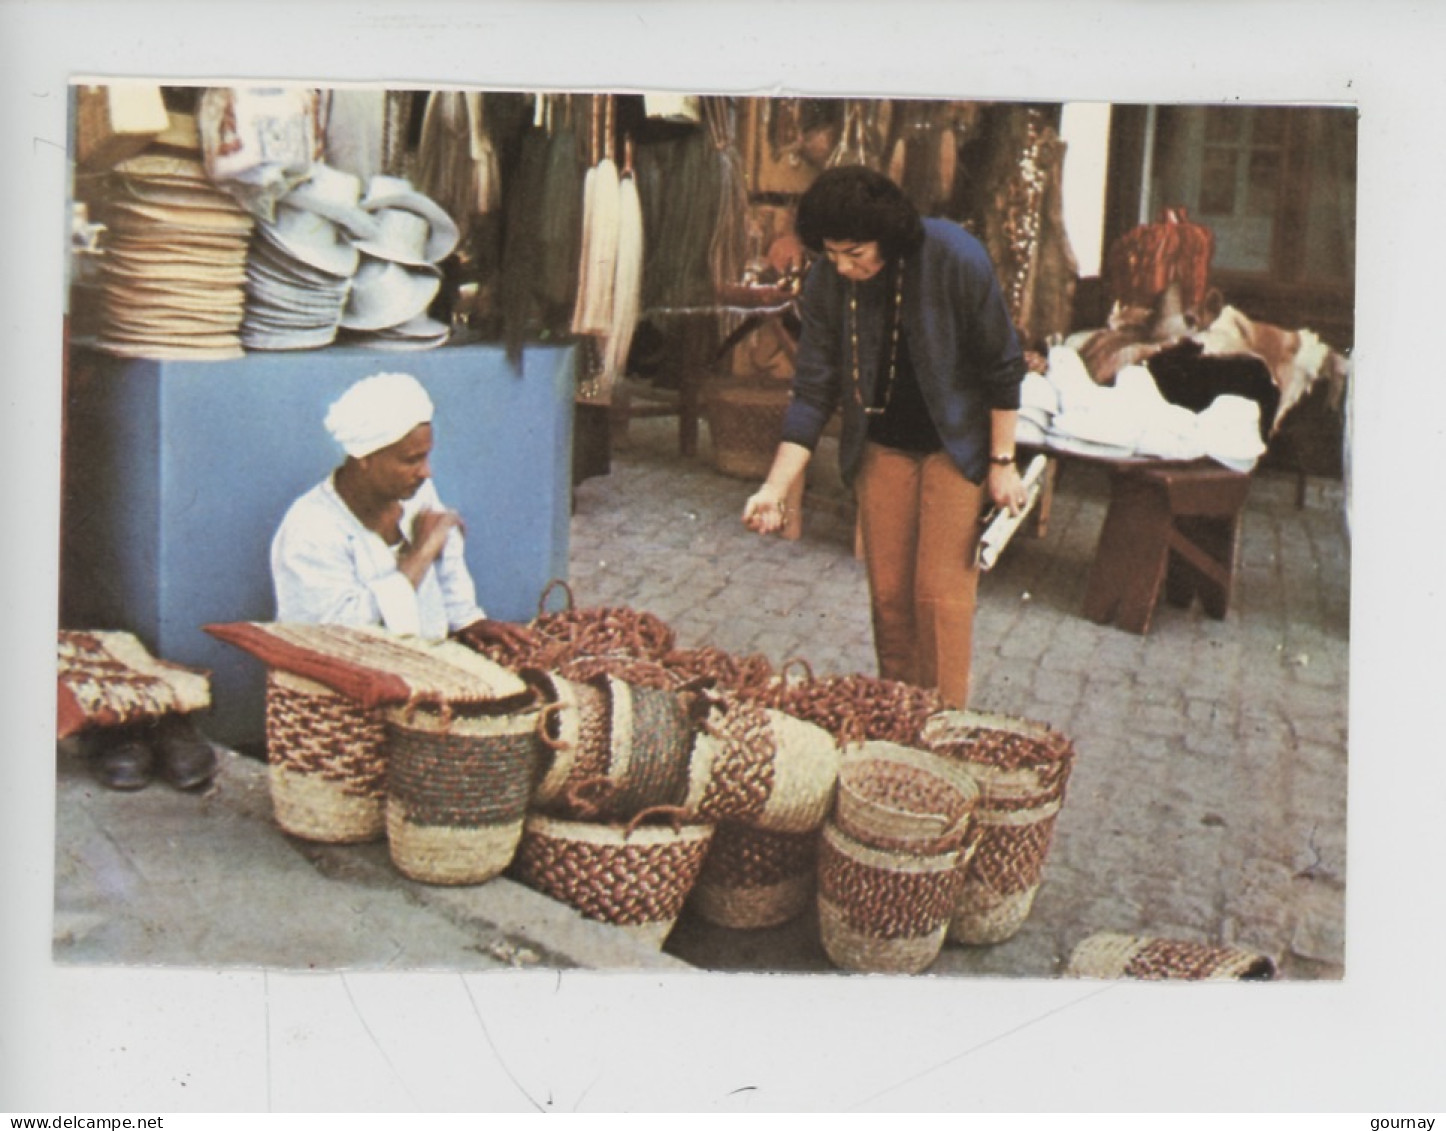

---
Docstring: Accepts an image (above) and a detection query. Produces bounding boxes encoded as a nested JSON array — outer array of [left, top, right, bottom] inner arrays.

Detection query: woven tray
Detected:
[[384, 702, 545, 885], [509, 808, 715, 949], [685, 696, 841, 833], [206, 621, 533, 711], [816, 821, 967, 975], [264, 669, 387, 843], [688, 823, 819, 929], [835, 741, 979, 855], [1065, 933, 1277, 981]]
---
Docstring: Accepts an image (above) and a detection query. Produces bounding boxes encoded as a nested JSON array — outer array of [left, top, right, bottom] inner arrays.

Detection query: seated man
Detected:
[[270, 371, 533, 655]]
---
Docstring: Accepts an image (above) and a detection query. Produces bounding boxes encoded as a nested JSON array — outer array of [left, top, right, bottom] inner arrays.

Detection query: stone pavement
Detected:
[[51, 398, 1348, 980]]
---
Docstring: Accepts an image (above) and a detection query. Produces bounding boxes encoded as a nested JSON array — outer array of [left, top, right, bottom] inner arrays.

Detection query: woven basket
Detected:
[[532, 673, 695, 820], [264, 669, 387, 843], [384, 702, 545, 885], [685, 696, 841, 833], [816, 821, 967, 975], [919, 710, 1075, 945], [835, 741, 980, 855], [510, 808, 716, 948], [524, 668, 611, 808], [705, 381, 791, 480], [1065, 933, 1277, 981], [688, 822, 819, 929]]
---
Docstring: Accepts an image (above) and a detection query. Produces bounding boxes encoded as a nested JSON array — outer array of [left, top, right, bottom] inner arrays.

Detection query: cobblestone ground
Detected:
[[569, 402, 1349, 980]]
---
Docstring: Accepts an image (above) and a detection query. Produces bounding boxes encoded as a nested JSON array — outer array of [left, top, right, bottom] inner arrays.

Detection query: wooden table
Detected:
[[1078, 458, 1254, 635]]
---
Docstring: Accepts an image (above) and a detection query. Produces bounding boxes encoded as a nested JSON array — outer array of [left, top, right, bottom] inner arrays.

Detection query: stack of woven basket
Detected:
[[817, 742, 981, 974]]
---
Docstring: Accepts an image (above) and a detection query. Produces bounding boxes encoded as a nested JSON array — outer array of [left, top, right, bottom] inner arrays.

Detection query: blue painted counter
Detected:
[[61, 342, 577, 749]]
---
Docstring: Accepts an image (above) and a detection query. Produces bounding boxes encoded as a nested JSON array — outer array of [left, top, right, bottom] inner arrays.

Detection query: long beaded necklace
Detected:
[[849, 258, 905, 416]]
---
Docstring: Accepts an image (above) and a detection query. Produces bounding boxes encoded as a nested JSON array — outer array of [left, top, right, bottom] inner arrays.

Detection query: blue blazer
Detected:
[[780, 217, 1025, 485]]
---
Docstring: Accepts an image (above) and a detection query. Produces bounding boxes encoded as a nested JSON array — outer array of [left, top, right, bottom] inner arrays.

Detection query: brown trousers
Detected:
[[855, 442, 986, 708]]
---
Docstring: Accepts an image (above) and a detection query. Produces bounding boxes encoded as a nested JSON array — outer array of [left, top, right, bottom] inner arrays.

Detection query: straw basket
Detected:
[[384, 702, 545, 885], [685, 696, 841, 833], [705, 380, 791, 480], [816, 821, 967, 975], [1065, 933, 1277, 981], [263, 669, 387, 843], [688, 822, 819, 929], [530, 673, 694, 820], [510, 807, 716, 948], [835, 742, 980, 855], [918, 710, 1076, 945]]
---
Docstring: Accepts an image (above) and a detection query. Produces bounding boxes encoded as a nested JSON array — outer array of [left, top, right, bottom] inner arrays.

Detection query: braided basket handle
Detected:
[[623, 805, 692, 839], [779, 656, 815, 685], [533, 701, 569, 751], [536, 578, 576, 620], [561, 775, 617, 820]]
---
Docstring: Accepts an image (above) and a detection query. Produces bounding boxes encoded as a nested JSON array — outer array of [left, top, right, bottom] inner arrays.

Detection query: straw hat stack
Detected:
[[93, 116, 255, 361], [240, 164, 381, 352], [338, 175, 460, 351]]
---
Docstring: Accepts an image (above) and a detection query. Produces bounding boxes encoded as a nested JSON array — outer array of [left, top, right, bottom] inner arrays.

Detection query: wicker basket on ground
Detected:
[[524, 668, 612, 808], [264, 669, 388, 843], [835, 741, 980, 855], [1065, 933, 1277, 981], [384, 701, 546, 885], [207, 622, 537, 849], [528, 671, 696, 821], [688, 822, 820, 929], [510, 806, 716, 949], [816, 820, 968, 975], [918, 709, 1076, 945], [705, 380, 791, 480], [685, 694, 841, 833]]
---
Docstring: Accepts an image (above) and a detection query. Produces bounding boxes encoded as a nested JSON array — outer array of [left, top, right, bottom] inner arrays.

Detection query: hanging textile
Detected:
[[826, 100, 886, 170], [568, 97, 647, 402], [536, 103, 583, 324], [498, 97, 554, 362], [637, 125, 718, 311], [592, 151, 646, 401], [885, 100, 961, 217], [571, 96, 621, 338], [972, 105, 1078, 347], [703, 97, 750, 297], [413, 90, 489, 248]]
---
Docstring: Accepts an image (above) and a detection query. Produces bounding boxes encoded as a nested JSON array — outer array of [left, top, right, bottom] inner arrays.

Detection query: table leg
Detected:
[[1082, 473, 1174, 634]]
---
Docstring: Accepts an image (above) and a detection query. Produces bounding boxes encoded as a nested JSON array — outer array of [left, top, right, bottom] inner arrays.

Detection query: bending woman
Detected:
[[743, 166, 1028, 708]]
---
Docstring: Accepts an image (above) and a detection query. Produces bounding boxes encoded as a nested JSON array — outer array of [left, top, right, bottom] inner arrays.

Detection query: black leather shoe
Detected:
[[152, 714, 217, 790], [92, 734, 154, 791]]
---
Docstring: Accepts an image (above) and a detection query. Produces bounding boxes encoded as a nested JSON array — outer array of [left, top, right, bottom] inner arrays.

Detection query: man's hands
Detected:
[[453, 617, 540, 660]]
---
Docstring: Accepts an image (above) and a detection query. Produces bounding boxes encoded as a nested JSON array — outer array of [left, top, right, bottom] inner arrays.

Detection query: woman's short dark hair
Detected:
[[795, 166, 926, 259]]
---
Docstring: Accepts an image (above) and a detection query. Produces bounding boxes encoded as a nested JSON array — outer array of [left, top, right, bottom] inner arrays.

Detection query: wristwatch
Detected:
[[989, 453, 1015, 466]]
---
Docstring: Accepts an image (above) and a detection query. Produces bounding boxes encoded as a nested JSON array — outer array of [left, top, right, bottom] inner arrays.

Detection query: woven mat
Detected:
[[205, 622, 532, 710], [57, 630, 212, 738]]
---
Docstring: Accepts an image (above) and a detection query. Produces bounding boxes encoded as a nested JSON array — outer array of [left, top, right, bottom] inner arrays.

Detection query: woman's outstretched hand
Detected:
[[743, 485, 789, 535]]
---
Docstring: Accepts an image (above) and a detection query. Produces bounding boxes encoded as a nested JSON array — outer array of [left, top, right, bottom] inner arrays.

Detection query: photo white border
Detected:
[[4, 0, 1443, 1113]]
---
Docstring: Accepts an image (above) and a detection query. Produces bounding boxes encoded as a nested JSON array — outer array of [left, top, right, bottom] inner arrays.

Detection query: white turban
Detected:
[[324, 372, 435, 458]]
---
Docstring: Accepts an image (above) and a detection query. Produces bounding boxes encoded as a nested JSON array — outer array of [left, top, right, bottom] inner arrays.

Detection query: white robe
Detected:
[[270, 474, 484, 640]]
